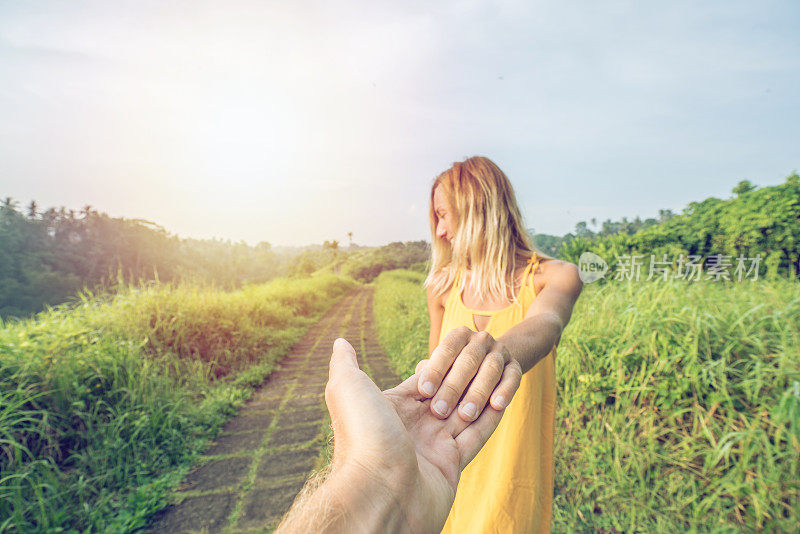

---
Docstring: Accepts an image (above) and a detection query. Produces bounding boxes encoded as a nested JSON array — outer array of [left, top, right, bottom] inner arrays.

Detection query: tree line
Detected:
[[0, 197, 429, 320], [555, 173, 800, 280], [3, 171, 797, 318], [0, 201, 285, 319]]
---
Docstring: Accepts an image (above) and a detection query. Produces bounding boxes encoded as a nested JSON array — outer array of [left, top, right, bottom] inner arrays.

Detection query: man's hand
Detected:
[[278, 337, 521, 533], [416, 326, 518, 422]]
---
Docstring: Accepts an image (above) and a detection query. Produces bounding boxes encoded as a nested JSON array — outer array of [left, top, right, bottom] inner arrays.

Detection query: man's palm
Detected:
[[326, 339, 513, 533]]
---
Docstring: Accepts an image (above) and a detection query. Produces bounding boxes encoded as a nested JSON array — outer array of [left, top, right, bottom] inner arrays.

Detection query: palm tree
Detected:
[[658, 209, 674, 223], [42, 207, 58, 237], [1, 197, 18, 212], [347, 231, 353, 247], [27, 200, 38, 218], [575, 221, 590, 237]]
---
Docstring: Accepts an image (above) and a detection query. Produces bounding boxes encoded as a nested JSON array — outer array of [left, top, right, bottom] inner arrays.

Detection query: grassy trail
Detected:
[[148, 286, 400, 533]]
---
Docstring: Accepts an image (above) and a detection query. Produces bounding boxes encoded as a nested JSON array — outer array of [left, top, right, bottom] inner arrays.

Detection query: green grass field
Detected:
[[0, 274, 356, 533], [372, 269, 800, 532]]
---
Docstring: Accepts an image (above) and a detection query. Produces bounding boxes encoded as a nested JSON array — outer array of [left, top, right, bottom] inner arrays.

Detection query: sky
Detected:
[[1, 0, 799, 247]]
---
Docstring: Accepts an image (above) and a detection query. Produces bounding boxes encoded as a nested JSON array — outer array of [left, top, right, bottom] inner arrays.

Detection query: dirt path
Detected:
[[148, 286, 401, 533]]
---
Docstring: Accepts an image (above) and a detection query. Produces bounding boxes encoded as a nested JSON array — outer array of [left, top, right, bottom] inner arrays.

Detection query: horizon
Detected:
[[4, 167, 796, 249], [2, 1, 799, 247]]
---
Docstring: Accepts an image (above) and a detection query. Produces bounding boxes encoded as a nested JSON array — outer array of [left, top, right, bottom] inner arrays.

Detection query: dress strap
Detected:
[[520, 252, 538, 293]]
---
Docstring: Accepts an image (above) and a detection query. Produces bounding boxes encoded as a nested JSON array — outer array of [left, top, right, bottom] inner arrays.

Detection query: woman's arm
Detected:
[[427, 283, 445, 357], [499, 260, 583, 372], [418, 260, 583, 421]]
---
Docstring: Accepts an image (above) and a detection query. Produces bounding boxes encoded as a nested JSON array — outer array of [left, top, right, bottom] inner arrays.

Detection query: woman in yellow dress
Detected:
[[418, 156, 584, 533]]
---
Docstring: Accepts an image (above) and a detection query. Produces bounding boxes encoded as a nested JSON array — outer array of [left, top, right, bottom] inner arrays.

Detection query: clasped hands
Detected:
[[277, 328, 521, 534], [416, 326, 520, 421]]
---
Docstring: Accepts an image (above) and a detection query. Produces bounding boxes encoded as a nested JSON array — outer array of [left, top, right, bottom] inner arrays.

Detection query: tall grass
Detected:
[[372, 269, 800, 531], [372, 270, 430, 377], [0, 273, 357, 532]]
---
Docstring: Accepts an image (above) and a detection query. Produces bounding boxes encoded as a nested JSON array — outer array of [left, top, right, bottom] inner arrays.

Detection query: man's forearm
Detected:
[[498, 313, 562, 374], [276, 463, 406, 533]]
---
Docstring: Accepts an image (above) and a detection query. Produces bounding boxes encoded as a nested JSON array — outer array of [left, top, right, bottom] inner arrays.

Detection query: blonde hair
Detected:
[[423, 156, 554, 305]]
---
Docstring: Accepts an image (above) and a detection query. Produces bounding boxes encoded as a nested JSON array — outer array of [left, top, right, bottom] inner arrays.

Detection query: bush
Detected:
[[0, 274, 357, 531]]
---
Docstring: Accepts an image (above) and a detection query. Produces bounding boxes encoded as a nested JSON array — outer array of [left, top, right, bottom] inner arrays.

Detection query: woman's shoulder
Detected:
[[426, 267, 456, 307], [531, 255, 579, 295], [430, 265, 455, 281]]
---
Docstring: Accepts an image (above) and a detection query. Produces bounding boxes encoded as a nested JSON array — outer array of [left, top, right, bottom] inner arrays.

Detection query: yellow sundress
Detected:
[[438, 252, 556, 534]]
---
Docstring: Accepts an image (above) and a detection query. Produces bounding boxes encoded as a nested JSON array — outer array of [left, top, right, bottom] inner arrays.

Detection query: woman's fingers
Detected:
[[429, 330, 495, 419], [417, 327, 472, 398], [454, 358, 523, 469], [456, 350, 506, 421], [489, 358, 522, 410]]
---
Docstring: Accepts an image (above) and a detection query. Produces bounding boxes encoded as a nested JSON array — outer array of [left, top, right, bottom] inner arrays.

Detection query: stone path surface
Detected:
[[148, 286, 401, 534]]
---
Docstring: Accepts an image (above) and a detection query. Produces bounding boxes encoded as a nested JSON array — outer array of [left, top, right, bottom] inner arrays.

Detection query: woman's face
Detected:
[[433, 185, 455, 243]]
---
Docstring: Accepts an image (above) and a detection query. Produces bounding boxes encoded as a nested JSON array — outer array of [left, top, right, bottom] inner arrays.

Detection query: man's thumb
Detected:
[[329, 338, 358, 381]]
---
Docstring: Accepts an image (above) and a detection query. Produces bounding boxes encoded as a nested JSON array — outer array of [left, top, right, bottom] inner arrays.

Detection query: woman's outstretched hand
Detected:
[[311, 337, 521, 534], [416, 326, 523, 422]]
